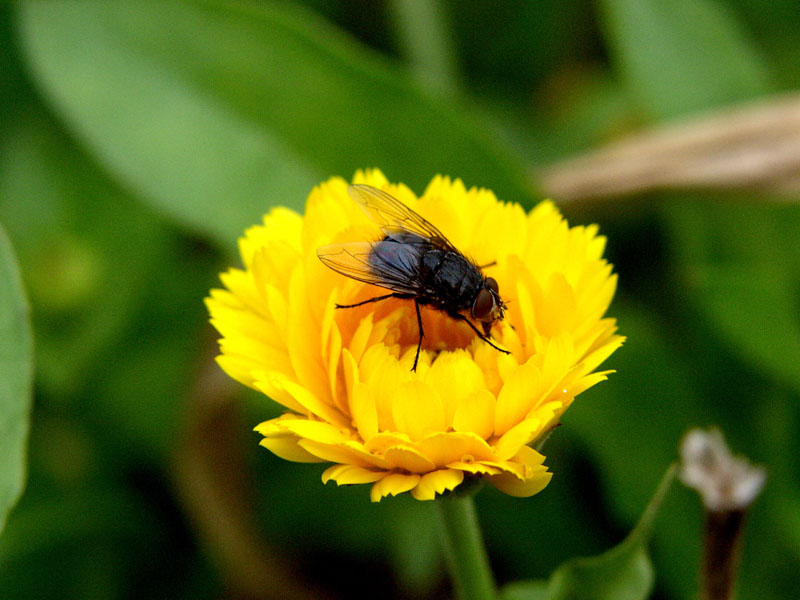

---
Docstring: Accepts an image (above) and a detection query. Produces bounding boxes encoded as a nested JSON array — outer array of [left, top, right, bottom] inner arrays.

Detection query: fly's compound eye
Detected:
[[485, 277, 499, 294], [473, 287, 495, 321]]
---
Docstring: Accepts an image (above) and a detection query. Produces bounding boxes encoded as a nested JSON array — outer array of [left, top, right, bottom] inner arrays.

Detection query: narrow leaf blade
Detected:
[[0, 223, 33, 535], [501, 466, 676, 600]]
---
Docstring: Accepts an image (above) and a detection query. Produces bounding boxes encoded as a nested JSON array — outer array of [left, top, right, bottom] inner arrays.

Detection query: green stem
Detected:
[[435, 493, 496, 600]]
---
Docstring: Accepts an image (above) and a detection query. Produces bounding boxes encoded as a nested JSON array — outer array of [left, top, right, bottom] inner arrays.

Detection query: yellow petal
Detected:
[[348, 312, 375, 364], [259, 437, 324, 463], [364, 431, 413, 455], [494, 417, 544, 461], [370, 473, 421, 502], [416, 432, 495, 467], [361, 344, 409, 432], [251, 372, 306, 413], [494, 358, 542, 436], [540, 334, 576, 399], [489, 469, 552, 498], [384, 446, 436, 473], [263, 373, 348, 428], [411, 470, 465, 500], [582, 333, 626, 374], [350, 381, 379, 442], [488, 446, 552, 497], [391, 381, 445, 441], [452, 389, 495, 440], [298, 437, 388, 468], [239, 207, 303, 266], [570, 370, 611, 396], [425, 350, 486, 426], [286, 267, 329, 403], [513, 276, 536, 349], [322, 464, 385, 485], [449, 461, 502, 476], [269, 419, 352, 444], [539, 273, 577, 336]]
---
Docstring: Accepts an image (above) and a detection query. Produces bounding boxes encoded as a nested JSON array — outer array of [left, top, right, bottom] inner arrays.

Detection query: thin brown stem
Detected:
[[701, 509, 746, 600]]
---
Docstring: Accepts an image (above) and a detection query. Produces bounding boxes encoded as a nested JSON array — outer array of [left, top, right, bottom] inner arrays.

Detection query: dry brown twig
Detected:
[[539, 92, 800, 202], [171, 334, 336, 600]]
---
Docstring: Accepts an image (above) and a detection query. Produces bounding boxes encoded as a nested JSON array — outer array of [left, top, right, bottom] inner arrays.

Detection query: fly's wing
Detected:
[[316, 240, 425, 296], [348, 184, 458, 253]]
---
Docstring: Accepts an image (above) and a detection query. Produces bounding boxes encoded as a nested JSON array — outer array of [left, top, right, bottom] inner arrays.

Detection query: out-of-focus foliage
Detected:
[[501, 467, 676, 600], [1, 1, 798, 599], [0, 223, 32, 536]]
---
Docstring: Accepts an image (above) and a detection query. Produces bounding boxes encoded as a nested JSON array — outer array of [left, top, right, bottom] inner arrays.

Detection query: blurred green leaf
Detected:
[[567, 303, 705, 518], [729, 0, 800, 88], [663, 197, 800, 395], [565, 301, 707, 599], [0, 111, 171, 397], [597, 0, 771, 120], [388, 0, 460, 94], [18, 0, 535, 252], [0, 224, 33, 536], [501, 466, 675, 600], [448, 0, 595, 101], [89, 237, 217, 460], [502, 581, 549, 600], [0, 486, 158, 600], [526, 68, 635, 163], [0, 5, 30, 134]]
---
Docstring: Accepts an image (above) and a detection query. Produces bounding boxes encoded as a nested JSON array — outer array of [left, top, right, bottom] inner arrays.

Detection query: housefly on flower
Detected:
[[317, 184, 509, 371]]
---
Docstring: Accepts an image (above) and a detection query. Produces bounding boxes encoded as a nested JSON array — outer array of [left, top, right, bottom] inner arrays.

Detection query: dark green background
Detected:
[[1, 1, 798, 598]]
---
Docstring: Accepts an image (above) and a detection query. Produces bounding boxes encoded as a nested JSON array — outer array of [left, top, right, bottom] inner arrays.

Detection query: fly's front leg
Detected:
[[447, 311, 510, 355]]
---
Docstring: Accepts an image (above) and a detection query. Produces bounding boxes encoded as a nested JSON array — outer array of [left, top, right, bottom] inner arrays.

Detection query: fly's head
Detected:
[[471, 276, 506, 336]]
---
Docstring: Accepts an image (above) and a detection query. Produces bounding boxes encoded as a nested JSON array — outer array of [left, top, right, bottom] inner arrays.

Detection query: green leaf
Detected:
[[0, 111, 172, 397], [730, 0, 800, 89], [501, 581, 549, 600], [0, 223, 33, 535], [501, 466, 676, 600], [17, 0, 535, 250], [597, 0, 771, 120], [0, 486, 159, 599], [662, 196, 800, 395]]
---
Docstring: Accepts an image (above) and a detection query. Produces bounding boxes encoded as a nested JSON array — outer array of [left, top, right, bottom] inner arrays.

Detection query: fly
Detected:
[[317, 184, 509, 371]]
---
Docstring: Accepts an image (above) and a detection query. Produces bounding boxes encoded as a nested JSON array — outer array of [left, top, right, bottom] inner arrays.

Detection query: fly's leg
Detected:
[[447, 311, 510, 355], [412, 299, 424, 372], [336, 292, 422, 372], [335, 292, 412, 309]]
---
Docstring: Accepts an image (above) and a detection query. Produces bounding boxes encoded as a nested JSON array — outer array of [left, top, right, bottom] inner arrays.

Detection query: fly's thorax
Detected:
[[421, 249, 482, 309]]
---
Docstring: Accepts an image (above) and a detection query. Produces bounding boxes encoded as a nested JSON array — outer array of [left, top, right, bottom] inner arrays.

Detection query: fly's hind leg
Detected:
[[447, 311, 510, 355]]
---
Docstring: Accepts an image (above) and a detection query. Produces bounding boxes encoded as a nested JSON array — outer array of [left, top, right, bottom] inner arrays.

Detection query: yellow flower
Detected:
[[206, 170, 623, 502]]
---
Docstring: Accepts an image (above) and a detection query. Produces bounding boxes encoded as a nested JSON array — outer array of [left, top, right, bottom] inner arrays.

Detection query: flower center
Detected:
[[338, 291, 479, 357]]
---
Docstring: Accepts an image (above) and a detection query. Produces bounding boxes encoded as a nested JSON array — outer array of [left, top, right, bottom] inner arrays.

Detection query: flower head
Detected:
[[206, 170, 623, 501]]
